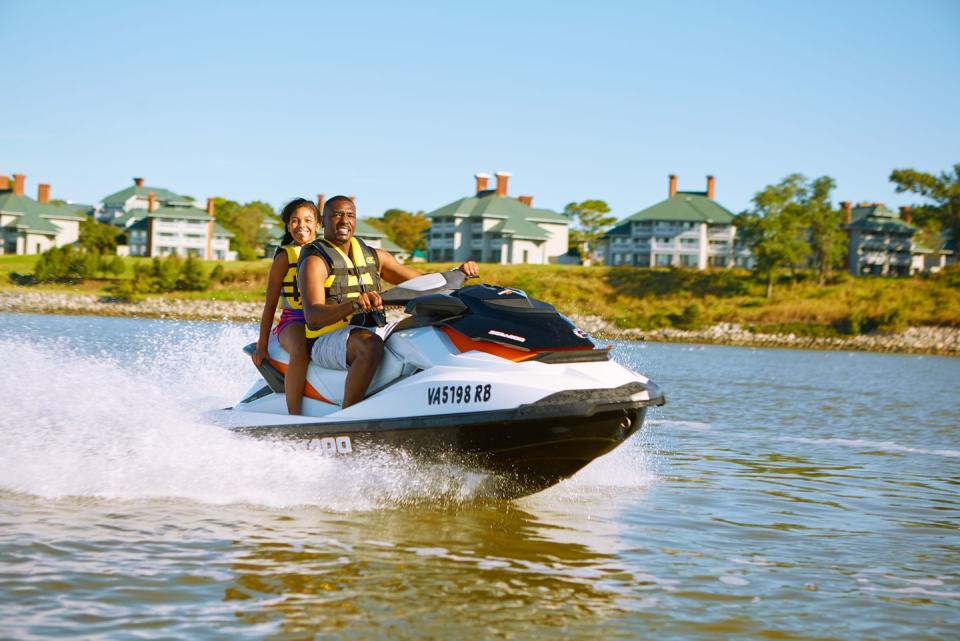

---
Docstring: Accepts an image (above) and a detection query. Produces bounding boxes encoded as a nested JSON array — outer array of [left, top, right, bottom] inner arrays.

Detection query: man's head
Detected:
[[322, 195, 357, 246]]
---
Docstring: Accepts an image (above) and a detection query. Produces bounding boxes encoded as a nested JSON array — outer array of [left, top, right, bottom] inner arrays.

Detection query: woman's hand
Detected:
[[252, 341, 269, 366]]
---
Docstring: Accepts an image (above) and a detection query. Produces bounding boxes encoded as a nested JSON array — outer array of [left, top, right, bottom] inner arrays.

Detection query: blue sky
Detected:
[[2, 0, 958, 220]]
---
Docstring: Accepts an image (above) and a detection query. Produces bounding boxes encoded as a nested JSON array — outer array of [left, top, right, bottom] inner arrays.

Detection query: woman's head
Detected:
[[279, 198, 320, 246]]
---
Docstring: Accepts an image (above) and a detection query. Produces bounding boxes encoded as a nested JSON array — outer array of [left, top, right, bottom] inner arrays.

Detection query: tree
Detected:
[[213, 198, 276, 260], [78, 217, 119, 255], [563, 200, 617, 263], [889, 163, 960, 243], [737, 174, 815, 298], [803, 176, 846, 286], [380, 208, 431, 252]]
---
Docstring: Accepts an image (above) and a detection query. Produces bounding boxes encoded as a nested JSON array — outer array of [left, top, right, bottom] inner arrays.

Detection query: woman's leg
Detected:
[[278, 323, 309, 415]]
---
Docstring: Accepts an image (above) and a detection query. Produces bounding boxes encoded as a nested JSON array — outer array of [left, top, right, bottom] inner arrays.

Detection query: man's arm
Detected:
[[377, 249, 480, 285], [377, 249, 423, 285], [299, 254, 378, 329]]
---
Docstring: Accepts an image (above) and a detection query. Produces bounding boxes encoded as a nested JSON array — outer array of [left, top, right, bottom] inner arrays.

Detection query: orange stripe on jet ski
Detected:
[[440, 326, 539, 362], [268, 358, 337, 404]]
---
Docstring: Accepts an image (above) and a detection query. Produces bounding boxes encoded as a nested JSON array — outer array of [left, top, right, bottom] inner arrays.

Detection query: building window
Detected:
[[680, 238, 698, 247], [657, 237, 672, 244], [708, 256, 727, 268], [655, 254, 672, 267], [680, 254, 698, 267]]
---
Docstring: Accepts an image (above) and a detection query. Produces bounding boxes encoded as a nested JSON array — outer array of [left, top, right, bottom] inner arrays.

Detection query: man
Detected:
[[298, 195, 479, 408]]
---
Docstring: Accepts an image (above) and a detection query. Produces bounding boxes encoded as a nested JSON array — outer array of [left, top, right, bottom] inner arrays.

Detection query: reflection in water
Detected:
[[224, 503, 654, 639]]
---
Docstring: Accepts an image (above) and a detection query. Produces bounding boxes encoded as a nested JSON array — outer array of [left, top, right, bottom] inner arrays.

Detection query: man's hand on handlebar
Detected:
[[458, 260, 480, 278], [355, 291, 383, 311]]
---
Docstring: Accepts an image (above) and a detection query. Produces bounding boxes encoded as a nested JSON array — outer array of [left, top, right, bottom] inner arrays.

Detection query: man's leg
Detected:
[[342, 329, 385, 408]]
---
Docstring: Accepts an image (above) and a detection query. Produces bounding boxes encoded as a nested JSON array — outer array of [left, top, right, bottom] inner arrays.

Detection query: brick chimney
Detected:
[[316, 193, 325, 212], [0, 176, 10, 190], [134, 177, 144, 188], [475, 173, 490, 194], [899, 205, 913, 224], [668, 174, 677, 198], [518, 195, 533, 207], [840, 201, 852, 225], [495, 171, 511, 197], [38, 183, 51, 203], [706, 175, 715, 199], [148, 191, 157, 213], [12, 174, 26, 196]]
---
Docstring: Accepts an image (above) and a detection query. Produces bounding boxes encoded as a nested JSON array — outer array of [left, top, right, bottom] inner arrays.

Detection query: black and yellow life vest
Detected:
[[300, 236, 382, 338], [277, 244, 303, 311]]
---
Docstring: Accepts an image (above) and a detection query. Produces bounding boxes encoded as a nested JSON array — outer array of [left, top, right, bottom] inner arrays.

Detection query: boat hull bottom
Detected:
[[240, 406, 648, 500]]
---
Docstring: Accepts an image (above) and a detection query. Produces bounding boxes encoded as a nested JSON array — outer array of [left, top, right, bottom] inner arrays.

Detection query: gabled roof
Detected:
[[146, 203, 212, 221], [110, 204, 213, 229], [427, 190, 567, 223], [355, 219, 386, 239], [213, 222, 234, 237], [0, 191, 86, 227], [102, 184, 185, 206], [848, 204, 915, 234], [425, 191, 566, 245], [488, 217, 548, 240], [619, 192, 736, 226], [2, 207, 60, 234]]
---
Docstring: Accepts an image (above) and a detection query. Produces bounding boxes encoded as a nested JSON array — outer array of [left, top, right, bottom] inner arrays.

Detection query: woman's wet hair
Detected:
[[278, 198, 320, 246]]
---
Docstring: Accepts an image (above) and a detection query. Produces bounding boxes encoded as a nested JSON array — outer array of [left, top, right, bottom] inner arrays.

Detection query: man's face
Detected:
[[324, 200, 357, 244]]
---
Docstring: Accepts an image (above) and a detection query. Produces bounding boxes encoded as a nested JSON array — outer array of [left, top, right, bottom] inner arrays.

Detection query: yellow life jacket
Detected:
[[300, 237, 381, 339], [277, 244, 303, 311]]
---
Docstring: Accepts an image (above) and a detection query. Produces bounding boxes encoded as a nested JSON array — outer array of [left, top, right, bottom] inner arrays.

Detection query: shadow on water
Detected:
[[222, 503, 653, 639]]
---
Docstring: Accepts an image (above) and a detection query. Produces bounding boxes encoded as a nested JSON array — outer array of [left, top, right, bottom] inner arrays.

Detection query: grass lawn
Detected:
[[3, 255, 958, 333]]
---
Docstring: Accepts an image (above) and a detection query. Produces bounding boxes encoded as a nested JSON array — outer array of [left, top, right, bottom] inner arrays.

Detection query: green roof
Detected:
[[355, 219, 386, 239], [616, 192, 736, 228], [147, 203, 212, 221], [101, 184, 185, 206], [2, 208, 59, 234], [379, 237, 404, 253], [427, 191, 567, 222], [213, 222, 234, 237], [848, 205, 916, 234], [488, 217, 548, 240], [0, 192, 86, 235], [425, 191, 566, 243], [110, 204, 213, 229]]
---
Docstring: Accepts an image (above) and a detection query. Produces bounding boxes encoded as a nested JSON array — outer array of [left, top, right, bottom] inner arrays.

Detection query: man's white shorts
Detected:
[[309, 322, 398, 370]]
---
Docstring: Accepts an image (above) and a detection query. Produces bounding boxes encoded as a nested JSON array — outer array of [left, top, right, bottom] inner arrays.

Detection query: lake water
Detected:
[[1, 313, 958, 640]]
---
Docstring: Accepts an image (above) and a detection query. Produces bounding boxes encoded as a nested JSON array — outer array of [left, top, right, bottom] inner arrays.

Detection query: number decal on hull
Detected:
[[427, 384, 492, 406], [307, 436, 353, 455]]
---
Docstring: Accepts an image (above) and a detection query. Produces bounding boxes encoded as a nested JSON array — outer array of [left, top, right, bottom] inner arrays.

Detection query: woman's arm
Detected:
[[252, 253, 288, 366]]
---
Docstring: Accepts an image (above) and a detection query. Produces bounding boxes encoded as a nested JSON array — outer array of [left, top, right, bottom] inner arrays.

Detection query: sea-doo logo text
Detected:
[[572, 327, 588, 339], [306, 436, 353, 455], [488, 329, 526, 343], [427, 384, 492, 406]]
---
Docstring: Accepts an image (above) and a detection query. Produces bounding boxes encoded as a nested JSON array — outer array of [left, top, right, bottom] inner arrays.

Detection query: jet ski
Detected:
[[210, 271, 665, 498]]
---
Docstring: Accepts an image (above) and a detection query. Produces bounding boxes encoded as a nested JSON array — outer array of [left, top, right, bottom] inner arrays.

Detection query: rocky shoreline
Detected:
[[2, 290, 958, 356]]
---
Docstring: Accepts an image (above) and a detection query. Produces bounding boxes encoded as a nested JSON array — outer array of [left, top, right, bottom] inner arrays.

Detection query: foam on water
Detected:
[[0, 323, 655, 509]]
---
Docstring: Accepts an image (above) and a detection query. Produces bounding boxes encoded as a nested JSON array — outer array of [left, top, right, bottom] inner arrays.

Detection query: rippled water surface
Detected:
[[1, 313, 958, 640]]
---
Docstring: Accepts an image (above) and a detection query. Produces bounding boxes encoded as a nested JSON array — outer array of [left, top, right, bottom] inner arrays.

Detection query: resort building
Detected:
[[99, 177, 185, 223], [843, 202, 917, 276], [114, 194, 235, 260], [424, 172, 569, 264], [102, 177, 236, 260], [0, 173, 87, 255], [603, 175, 738, 268]]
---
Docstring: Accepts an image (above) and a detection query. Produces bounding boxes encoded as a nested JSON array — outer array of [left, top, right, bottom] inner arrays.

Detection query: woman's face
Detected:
[[287, 206, 319, 245]]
